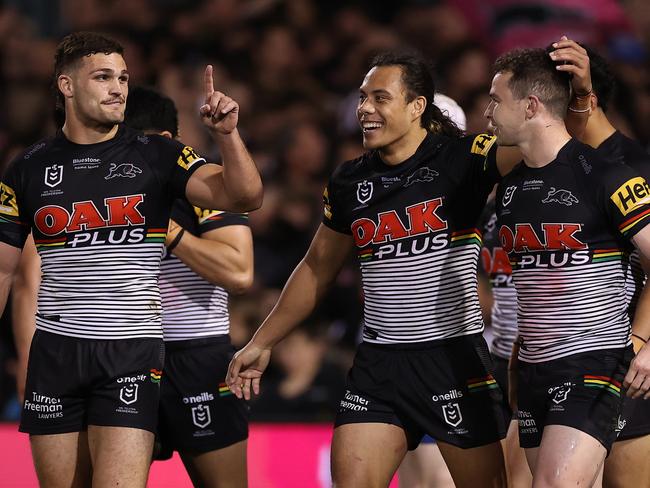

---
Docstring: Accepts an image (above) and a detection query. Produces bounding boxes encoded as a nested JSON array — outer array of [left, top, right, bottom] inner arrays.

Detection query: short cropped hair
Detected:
[[493, 48, 571, 119], [53, 31, 124, 112], [125, 86, 179, 138]]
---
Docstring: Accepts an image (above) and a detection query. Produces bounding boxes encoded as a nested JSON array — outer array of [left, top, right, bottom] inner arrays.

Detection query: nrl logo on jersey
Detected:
[[356, 180, 373, 205], [44, 164, 63, 188], [542, 187, 579, 206]]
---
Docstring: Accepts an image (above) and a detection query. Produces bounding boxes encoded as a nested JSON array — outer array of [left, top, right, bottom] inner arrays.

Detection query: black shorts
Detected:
[[517, 347, 633, 452], [617, 395, 650, 441], [335, 334, 509, 450], [492, 354, 515, 420], [157, 336, 248, 456], [20, 329, 164, 435]]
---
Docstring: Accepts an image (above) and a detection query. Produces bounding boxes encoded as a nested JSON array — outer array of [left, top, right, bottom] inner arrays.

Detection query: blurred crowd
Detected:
[[0, 0, 649, 422]]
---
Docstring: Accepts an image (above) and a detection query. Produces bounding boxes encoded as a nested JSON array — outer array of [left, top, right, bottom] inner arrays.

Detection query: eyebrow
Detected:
[[359, 88, 392, 96], [90, 68, 130, 75]]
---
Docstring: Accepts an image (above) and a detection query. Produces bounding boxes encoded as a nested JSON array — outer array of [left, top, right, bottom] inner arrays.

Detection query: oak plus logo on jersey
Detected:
[[105, 163, 142, 179], [611, 177, 650, 216], [34, 194, 146, 247], [542, 187, 579, 206], [356, 180, 373, 205], [44, 164, 63, 188], [191, 404, 212, 428], [351, 198, 449, 260], [499, 223, 589, 268]]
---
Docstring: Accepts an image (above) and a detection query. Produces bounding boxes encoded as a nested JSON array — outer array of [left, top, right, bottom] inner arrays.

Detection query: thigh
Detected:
[[180, 439, 247, 488], [503, 419, 532, 488], [30, 431, 91, 488], [88, 425, 154, 488], [159, 341, 249, 455], [331, 423, 407, 488], [534, 425, 605, 488], [437, 439, 506, 488], [398, 441, 455, 488], [604, 434, 650, 488]]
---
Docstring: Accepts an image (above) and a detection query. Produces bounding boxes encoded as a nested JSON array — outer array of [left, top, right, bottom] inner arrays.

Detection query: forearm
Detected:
[[171, 231, 252, 294], [11, 279, 37, 362], [212, 129, 263, 210], [251, 257, 335, 349]]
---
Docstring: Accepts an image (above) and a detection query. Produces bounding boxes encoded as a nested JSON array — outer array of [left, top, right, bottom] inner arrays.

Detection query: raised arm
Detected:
[[185, 65, 263, 212], [226, 224, 354, 399]]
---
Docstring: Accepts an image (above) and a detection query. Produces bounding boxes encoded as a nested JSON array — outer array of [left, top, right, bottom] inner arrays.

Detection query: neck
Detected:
[[581, 109, 616, 149], [379, 126, 428, 165], [519, 119, 571, 168], [62, 111, 119, 145]]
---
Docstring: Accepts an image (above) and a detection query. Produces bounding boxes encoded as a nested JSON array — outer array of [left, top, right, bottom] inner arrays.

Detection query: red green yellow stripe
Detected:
[[450, 228, 482, 247], [145, 227, 167, 243], [619, 208, 650, 235], [219, 382, 233, 397], [583, 375, 621, 397], [358, 248, 373, 261], [592, 248, 624, 263], [150, 368, 162, 383], [467, 374, 499, 393]]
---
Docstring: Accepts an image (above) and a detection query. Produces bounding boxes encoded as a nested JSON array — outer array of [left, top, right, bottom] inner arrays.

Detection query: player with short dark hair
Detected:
[[227, 44, 591, 488], [489, 44, 650, 486], [0, 31, 261, 488], [568, 44, 650, 488], [125, 85, 252, 488]]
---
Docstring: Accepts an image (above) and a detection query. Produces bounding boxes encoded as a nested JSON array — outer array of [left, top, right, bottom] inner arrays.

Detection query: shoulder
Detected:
[[330, 152, 372, 185], [449, 133, 498, 157]]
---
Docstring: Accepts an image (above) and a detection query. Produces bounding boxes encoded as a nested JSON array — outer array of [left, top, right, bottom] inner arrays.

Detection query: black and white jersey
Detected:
[[160, 200, 248, 341], [496, 138, 650, 362], [597, 131, 650, 317], [0, 125, 207, 340], [479, 198, 517, 360], [323, 132, 499, 344]]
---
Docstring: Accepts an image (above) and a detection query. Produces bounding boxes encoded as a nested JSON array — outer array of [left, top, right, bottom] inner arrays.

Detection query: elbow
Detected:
[[242, 185, 264, 212], [225, 269, 254, 295]]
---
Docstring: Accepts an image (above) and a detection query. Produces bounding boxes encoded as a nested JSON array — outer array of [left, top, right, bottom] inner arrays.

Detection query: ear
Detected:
[[525, 95, 540, 120], [159, 130, 174, 139], [412, 95, 427, 120], [57, 74, 74, 99]]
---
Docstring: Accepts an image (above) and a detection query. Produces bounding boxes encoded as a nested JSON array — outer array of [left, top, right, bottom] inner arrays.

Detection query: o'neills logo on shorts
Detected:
[[24, 392, 63, 419], [183, 392, 215, 404], [432, 389, 463, 402]]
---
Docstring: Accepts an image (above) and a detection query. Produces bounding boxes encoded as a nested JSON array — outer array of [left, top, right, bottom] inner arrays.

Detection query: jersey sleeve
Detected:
[[322, 170, 351, 235], [0, 162, 30, 248], [454, 133, 500, 194], [153, 137, 209, 198], [195, 207, 249, 234], [600, 163, 650, 240]]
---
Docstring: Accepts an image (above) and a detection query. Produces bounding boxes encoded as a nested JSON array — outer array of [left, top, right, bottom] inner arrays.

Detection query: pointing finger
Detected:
[[204, 65, 214, 100]]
